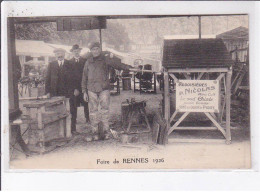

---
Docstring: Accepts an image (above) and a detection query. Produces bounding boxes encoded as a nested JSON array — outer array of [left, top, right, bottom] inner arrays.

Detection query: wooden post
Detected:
[[154, 72, 157, 94], [37, 106, 45, 130], [59, 118, 65, 137], [44, 56, 49, 66], [65, 98, 72, 138], [8, 17, 20, 120], [19, 56, 26, 77], [217, 76, 222, 122], [134, 74, 136, 92], [198, 16, 201, 39], [164, 70, 170, 143], [99, 29, 102, 50], [225, 70, 232, 144]]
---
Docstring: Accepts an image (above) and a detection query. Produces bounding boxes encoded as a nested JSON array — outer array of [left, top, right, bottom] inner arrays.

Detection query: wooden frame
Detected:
[[163, 67, 232, 144]]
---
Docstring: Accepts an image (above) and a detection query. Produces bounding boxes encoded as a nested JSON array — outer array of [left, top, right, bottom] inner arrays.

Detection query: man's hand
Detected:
[[74, 89, 80, 96], [83, 92, 89, 102], [105, 52, 114, 58]]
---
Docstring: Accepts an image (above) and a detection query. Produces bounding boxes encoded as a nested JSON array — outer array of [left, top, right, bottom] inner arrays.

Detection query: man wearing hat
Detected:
[[45, 48, 72, 136], [82, 42, 132, 137], [45, 48, 70, 98], [69, 44, 90, 134]]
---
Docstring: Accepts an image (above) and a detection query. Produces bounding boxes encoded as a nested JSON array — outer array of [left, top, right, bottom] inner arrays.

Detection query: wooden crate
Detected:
[[23, 96, 70, 153]]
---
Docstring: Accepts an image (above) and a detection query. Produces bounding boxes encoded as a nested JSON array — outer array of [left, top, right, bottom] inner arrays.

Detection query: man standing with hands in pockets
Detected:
[[82, 42, 132, 138], [69, 44, 90, 135]]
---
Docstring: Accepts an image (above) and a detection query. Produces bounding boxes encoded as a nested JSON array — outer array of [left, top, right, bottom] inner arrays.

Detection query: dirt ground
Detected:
[[9, 85, 251, 169]]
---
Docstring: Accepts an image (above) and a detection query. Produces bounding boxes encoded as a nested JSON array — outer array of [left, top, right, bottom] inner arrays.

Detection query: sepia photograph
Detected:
[[3, 6, 251, 170]]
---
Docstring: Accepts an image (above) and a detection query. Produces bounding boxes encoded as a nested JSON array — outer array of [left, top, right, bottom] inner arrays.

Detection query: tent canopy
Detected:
[[16, 40, 55, 57]]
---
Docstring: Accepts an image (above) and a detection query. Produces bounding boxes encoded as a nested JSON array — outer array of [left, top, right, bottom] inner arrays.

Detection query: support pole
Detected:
[[99, 29, 102, 50], [163, 70, 170, 143], [8, 17, 20, 120], [198, 16, 202, 39], [225, 70, 232, 144]]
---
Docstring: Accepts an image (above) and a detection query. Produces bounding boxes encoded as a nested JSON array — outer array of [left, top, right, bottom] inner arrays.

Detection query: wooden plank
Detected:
[[238, 86, 249, 90], [197, 72, 204, 80], [141, 108, 152, 132], [164, 71, 170, 143], [220, 98, 226, 123], [231, 65, 243, 88], [37, 107, 45, 130], [170, 110, 178, 123], [174, 127, 218, 130], [225, 70, 232, 142], [169, 73, 179, 83], [126, 111, 134, 133], [217, 76, 222, 122], [153, 73, 157, 94], [209, 112, 217, 120], [199, 16, 201, 39], [134, 74, 136, 92], [217, 73, 225, 81], [220, 74, 227, 123], [205, 112, 226, 138], [164, 71, 170, 126], [168, 112, 190, 135], [65, 98, 71, 138], [168, 138, 226, 144], [183, 73, 191, 80], [233, 68, 247, 94], [43, 113, 68, 125], [167, 68, 229, 73], [223, 76, 227, 94], [59, 119, 65, 137]]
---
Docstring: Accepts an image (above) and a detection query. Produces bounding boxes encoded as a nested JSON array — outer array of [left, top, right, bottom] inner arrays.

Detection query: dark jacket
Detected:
[[45, 59, 71, 97], [68, 57, 87, 94], [82, 52, 130, 93]]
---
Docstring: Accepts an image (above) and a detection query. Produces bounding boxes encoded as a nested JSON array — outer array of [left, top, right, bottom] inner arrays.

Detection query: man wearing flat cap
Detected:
[[82, 42, 132, 136], [69, 44, 90, 134]]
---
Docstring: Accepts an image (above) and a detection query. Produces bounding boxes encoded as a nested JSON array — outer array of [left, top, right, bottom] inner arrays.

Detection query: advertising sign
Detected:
[[176, 80, 219, 113]]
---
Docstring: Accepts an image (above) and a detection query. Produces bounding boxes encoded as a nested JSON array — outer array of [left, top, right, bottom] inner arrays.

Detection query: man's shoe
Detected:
[[71, 131, 80, 136]]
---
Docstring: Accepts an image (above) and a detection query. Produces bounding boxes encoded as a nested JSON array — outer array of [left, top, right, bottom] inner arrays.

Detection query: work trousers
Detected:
[[69, 93, 90, 132], [88, 90, 110, 133]]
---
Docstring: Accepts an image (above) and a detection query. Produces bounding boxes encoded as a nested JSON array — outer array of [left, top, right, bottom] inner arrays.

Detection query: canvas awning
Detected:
[[15, 40, 55, 57]]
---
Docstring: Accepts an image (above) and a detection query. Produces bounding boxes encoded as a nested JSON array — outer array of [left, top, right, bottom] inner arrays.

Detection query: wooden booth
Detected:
[[162, 38, 234, 144]]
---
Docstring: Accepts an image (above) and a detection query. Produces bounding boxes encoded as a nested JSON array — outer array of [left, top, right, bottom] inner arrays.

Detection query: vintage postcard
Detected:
[[2, 4, 251, 170]]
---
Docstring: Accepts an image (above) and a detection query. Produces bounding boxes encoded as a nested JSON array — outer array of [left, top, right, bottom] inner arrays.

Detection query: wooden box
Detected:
[[23, 97, 70, 153]]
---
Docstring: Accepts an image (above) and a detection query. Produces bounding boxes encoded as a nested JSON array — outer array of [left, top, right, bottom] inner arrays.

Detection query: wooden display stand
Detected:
[[23, 96, 71, 153], [162, 38, 234, 144]]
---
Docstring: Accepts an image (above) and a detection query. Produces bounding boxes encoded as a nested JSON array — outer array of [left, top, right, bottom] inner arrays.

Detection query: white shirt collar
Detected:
[[74, 57, 80, 62], [58, 59, 64, 66]]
